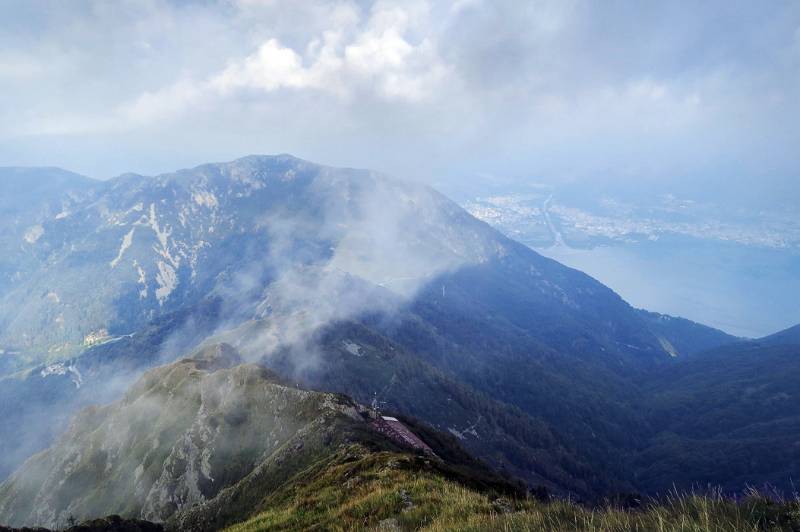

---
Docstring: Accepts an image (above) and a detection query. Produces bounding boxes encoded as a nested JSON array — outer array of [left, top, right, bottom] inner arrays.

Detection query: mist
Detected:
[[0, 158, 502, 484], [204, 168, 500, 372]]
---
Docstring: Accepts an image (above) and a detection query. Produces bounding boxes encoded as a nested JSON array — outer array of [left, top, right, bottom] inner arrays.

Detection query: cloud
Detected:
[[211, 39, 316, 93], [118, 1, 449, 126], [121, 80, 206, 126], [1, 0, 799, 203]]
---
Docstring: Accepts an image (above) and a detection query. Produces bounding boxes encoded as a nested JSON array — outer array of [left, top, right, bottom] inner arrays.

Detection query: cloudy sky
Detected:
[[1, 0, 798, 203]]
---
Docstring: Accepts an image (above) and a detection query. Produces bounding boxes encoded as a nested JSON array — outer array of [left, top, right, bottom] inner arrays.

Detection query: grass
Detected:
[[225, 445, 800, 531]]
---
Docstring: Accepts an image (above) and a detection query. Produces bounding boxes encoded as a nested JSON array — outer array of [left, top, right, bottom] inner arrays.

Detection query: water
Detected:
[[537, 237, 800, 338]]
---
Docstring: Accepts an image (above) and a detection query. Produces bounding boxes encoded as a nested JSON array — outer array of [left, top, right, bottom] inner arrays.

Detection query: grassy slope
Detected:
[[169, 409, 525, 531], [226, 446, 800, 532]]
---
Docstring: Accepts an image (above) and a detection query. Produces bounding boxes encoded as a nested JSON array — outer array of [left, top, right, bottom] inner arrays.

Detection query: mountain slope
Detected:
[[0, 297, 224, 481], [213, 317, 608, 496], [7, 409, 799, 532], [3, 343, 798, 531], [638, 341, 800, 493], [0, 167, 97, 238], [0, 342, 316, 526], [223, 454, 800, 532], [0, 343, 519, 530], [756, 323, 800, 347], [635, 309, 739, 357], [0, 167, 99, 361]]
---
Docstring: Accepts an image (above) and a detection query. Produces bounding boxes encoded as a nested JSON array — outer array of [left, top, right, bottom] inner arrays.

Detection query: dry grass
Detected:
[[226, 448, 800, 532]]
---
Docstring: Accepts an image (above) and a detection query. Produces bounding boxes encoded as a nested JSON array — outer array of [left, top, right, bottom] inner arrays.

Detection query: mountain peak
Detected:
[[221, 152, 310, 167]]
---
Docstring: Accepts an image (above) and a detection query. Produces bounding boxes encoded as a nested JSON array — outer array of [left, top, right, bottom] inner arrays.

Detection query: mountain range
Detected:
[[0, 155, 798, 528]]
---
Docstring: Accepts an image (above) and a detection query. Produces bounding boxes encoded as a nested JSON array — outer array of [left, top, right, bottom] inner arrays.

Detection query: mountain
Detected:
[[0, 154, 795, 503], [3, 344, 799, 532], [755, 323, 800, 347], [0, 155, 681, 490], [211, 316, 608, 496], [0, 167, 99, 367], [638, 340, 800, 493], [635, 309, 739, 357], [0, 167, 97, 234], [633, 318, 800, 494], [0, 344, 517, 530], [0, 297, 224, 480], [0, 155, 676, 364]]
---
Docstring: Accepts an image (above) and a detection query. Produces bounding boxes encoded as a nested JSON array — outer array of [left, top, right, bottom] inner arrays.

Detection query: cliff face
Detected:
[[0, 344, 366, 529]]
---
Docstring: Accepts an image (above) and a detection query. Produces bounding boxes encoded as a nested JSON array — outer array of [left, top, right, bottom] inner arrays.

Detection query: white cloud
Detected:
[[1, 0, 798, 199], [122, 80, 205, 125], [126, 0, 449, 124], [212, 39, 315, 93]]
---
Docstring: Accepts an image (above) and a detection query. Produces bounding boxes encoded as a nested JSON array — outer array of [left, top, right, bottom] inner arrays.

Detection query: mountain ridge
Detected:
[[755, 323, 800, 346], [0, 343, 519, 530]]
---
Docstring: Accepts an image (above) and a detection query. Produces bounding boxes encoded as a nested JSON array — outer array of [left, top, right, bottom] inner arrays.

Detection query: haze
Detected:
[[0, 0, 798, 203]]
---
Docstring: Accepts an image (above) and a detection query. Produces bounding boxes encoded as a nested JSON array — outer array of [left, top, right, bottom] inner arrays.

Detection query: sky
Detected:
[[1, 0, 799, 204]]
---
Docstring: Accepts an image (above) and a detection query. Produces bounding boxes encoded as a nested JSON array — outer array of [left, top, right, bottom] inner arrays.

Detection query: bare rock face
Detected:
[[0, 343, 364, 529]]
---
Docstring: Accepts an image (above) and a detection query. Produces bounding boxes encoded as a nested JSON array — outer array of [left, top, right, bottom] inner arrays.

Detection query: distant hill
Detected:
[[635, 309, 740, 357], [638, 340, 800, 493], [0, 167, 98, 305], [755, 323, 800, 347]]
